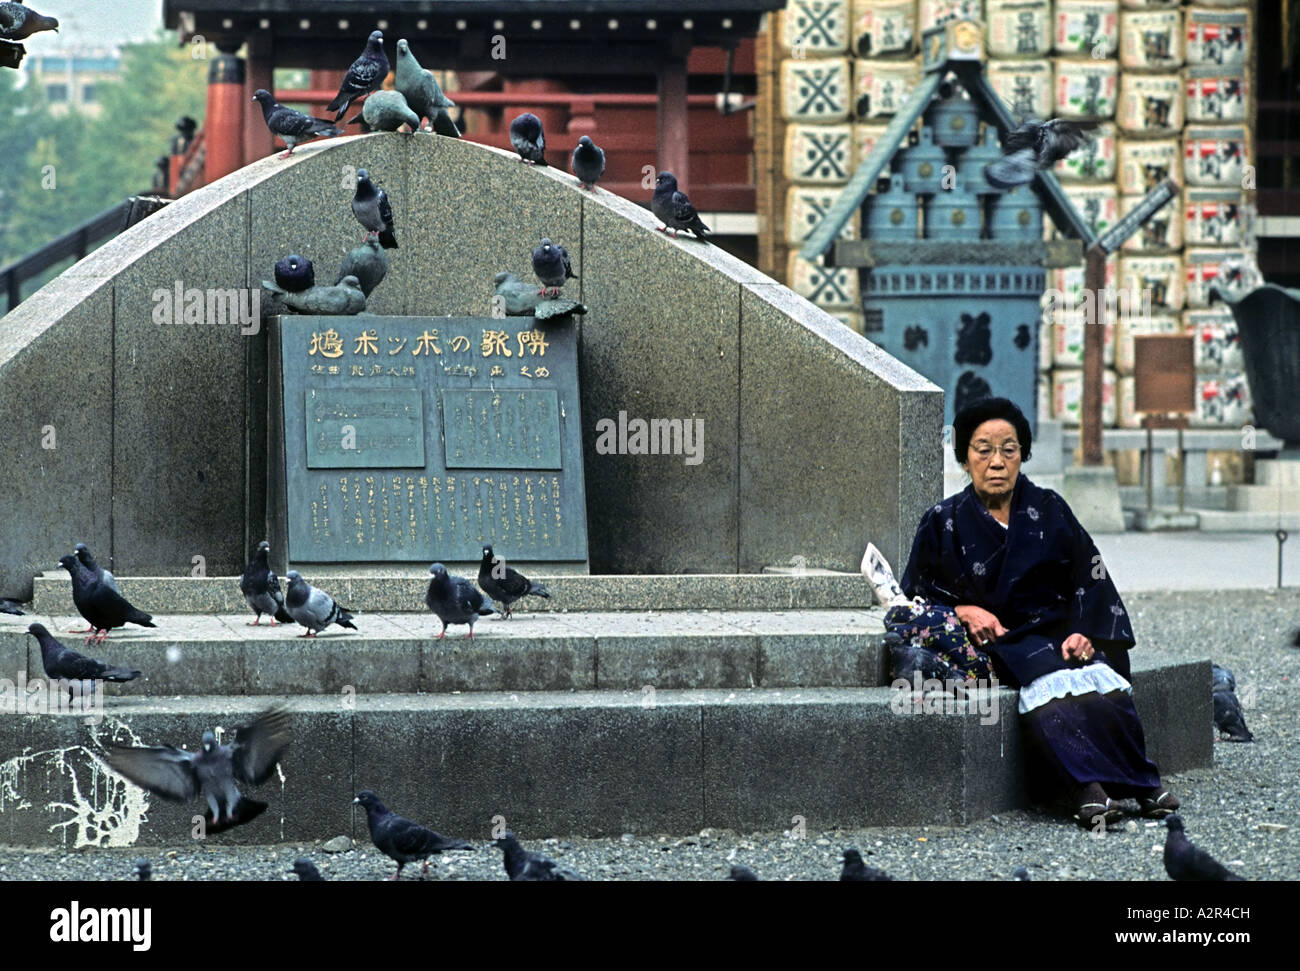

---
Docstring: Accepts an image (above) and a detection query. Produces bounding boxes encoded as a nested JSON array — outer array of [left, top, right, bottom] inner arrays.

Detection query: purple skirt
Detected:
[[1021, 688, 1161, 797]]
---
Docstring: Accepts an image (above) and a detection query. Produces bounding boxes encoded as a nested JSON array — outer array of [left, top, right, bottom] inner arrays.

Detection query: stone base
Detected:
[[1129, 507, 1200, 532], [1060, 465, 1126, 534]]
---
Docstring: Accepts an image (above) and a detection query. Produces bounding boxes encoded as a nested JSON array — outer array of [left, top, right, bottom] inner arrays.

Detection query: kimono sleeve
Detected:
[[1053, 491, 1136, 649], [899, 505, 960, 607]]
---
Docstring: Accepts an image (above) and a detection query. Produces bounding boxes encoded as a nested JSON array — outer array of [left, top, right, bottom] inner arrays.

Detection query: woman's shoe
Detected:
[[1073, 799, 1124, 829], [1138, 790, 1180, 819]]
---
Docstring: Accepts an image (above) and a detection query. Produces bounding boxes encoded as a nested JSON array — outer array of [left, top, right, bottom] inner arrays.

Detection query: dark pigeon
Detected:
[[59, 553, 155, 644], [240, 540, 294, 626], [284, 570, 357, 637], [1291, 628, 1300, 648], [840, 848, 893, 881], [886, 631, 966, 683], [0, 2, 58, 41], [133, 859, 151, 881], [509, 112, 547, 166], [251, 89, 342, 159], [75, 542, 118, 594], [106, 708, 292, 835], [494, 832, 583, 881], [27, 623, 141, 697], [0, 599, 24, 615], [571, 135, 606, 190], [531, 237, 576, 298], [1213, 688, 1254, 742], [1163, 815, 1244, 881], [986, 118, 1096, 190], [727, 864, 760, 881], [353, 789, 473, 880], [394, 38, 454, 131], [425, 563, 494, 639], [431, 108, 462, 139], [274, 254, 315, 292], [1013, 866, 1030, 881], [652, 171, 711, 241], [1211, 663, 1236, 693], [336, 237, 389, 297], [291, 859, 324, 881], [351, 168, 397, 249], [326, 29, 389, 122], [477, 544, 550, 619]]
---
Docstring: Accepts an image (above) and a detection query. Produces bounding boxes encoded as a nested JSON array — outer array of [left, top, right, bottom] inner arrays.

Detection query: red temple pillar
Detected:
[[205, 47, 245, 185], [657, 57, 689, 190], [243, 32, 275, 166]]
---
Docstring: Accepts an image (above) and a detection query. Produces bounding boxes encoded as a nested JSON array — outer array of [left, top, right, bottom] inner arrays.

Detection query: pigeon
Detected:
[[477, 544, 550, 619], [291, 859, 324, 881], [27, 623, 141, 697], [59, 553, 155, 644], [239, 540, 294, 626], [251, 89, 342, 159], [133, 859, 151, 881], [727, 864, 760, 881], [494, 832, 584, 881], [425, 563, 494, 639], [0, 598, 24, 615], [886, 631, 967, 684], [262, 277, 367, 315], [531, 238, 576, 298], [985, 118, 1096, 191], [346, 90, 420, 133], [75, 542, 118, 594], [1213, 688, 1254, 742], [394, 38, 455, 131], [430, 108, 462, 139], [0, 2, 58, 41], [326, 29, 389, 123], [1292, 628, 1300, 648], [353, 790, 473, 880], [840, 848, 893, 881], [571, 135, 605, 190], [1211, 663, 1235, 693], [106, 708, 292, 835], [283, 571, 357, 637], [351, 168, 397, 249], [652, 171, 711, 241], [1012, 866, 1030, 881], [172, 115, 197, 154], [509, 112, 547, 165], [274, 254, 315, 292], [336, 237, 388, 297], [1163, 815, 1244, 881]]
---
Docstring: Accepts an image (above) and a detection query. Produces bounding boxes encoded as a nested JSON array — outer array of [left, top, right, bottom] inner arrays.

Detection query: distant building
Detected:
[[25, 48, 121, 117]]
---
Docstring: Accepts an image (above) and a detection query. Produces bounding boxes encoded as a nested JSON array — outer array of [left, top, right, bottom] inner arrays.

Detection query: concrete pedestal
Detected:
[[1061, 464, 1126, 534]]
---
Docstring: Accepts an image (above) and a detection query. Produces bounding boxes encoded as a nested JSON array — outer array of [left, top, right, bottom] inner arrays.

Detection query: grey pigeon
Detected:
[[251, 89, 342, 159], [652, 171, 711, 241], [0, 2, 58, 41], [284, 570, 357, 637], [886, 631, 966, 683], [347, 89, 420, 133], [531, 237, 576, 298], [27, 622, 141, 699], [477, 544, 549, 619], [239, 540, 293, 626], [351, 168, 397, 249], [394, 38, 454, 131], [274, 253, 315, 292], [494, 832, 584, 881], [1013, 866, 1030, 881], [133, 858, 151, 881], [492, 272, 586, 319], [425, 563, 494, 639], [353, 789, 473, 880], [509, 112, 547, 165], [1213, 688, 1254, 742], [75, 542, 118, 594], [336, 238, 388, 297], [986, 118, 1095, 190], [840, 848, 893, 881], [262, 277, 367, 315], [106, 708, 292, 835], [59, 553, 155, 644], [1211, 663, 1236, 693], [571, 135, 605, 190], [0, 599, 23, 615], [1163, 815, 1244, 881], [727, 864, 760, 881], [326, 29, 389, 122], [291, 859, 324, 881]]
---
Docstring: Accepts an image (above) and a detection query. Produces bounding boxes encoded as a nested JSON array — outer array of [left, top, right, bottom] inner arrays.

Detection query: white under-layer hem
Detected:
[[1018, 663, 1133, 714]]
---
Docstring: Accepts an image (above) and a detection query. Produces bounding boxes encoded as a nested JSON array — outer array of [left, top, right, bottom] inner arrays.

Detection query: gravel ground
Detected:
[[1, 590, 1295, 881]]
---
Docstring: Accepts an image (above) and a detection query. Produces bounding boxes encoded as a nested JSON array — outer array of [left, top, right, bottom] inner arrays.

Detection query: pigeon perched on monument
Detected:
[[652, 172, 711, 241], [509, 112, 547, 165], [326, 29, 389, 122], [251, 89, 342, 159], [351, 168, 398, 249]]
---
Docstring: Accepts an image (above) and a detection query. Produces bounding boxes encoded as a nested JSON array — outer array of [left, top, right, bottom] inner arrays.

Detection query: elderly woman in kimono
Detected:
[[899, 396, 1179, 827]]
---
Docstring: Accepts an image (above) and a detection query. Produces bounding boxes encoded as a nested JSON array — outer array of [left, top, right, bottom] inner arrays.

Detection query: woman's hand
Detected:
[[1061, 633, 1095, 663], [954, 605, 1007, 648]]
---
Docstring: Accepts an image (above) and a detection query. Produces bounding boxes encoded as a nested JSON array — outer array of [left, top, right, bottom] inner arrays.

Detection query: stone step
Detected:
[[1, 609, 888, 695], [0, 653, 1211, 848], [1227, 484, 1300, 513]]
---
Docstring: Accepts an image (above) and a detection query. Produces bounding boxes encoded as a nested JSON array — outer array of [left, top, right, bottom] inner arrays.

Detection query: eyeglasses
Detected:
[[969, 443, 1021, 462]]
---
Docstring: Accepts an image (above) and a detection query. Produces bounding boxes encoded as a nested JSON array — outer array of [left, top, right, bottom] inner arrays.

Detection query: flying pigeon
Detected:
[[291, 859, 325, 881], [394, 38, 455, 131], [326, 29, 389, 122], [1213, 687, 1254, 742], [263, 276, 367, 315], [283, 571, 357, 637], [571, 135, 605, 190], [727, 864, 760, 881], [75, 542, 119, 594], [477, 544, 550, 619], [509, 112, 547, 165], [133, 859, 151, 881], [239, 540, 294, 626], [274, 254, 315, 292], [425, 563, 494, 639], [59, 553, 155, 644], [27, 622, 141, 697], [531, 237, 576, 298], [494, 832, 584, 881], [652, 171, 711, 241], [353, 790, 473, 880], [985, 118, 1096, 191], [1163, 815, 1244, 881], [0, 3, 58, 41], [346, 89, 420, 133], [336, 237, 389, 297], [106, 708, 292, 835], [251, 89, 342, 159], [840, 848, 893, 881], [351, 168, 397, 249]]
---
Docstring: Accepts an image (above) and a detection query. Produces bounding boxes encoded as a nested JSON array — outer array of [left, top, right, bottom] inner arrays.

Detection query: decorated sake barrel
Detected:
[[1120, 255, 1185, 312], [919, 0, 984, 27], [1185, 248, 1245, 308], [788, 254, 860, 311], [852, 0, 917, 57], [924, 177, 981, 241], [1054, 58, 1118, 119], [1117, 73, 1183, 134], [1055, 183, 1118, 240], [853, 57, 920, 119], [926, 88, 979, 148], [1185, 7, 1249, 67], [853, 122, 892, 173], [1183, 125, 1248, 187], [1184, 187, 1244, 245], [782, 57, 852, 122], [1121, 0, 1177, 7], [1052, 368, 1117, 427], [1049, 256, 1117, 306], [1050, 311, 1115, 369], [986, 0, 1051, 58], [1120, 193, 1182, 253], [1054, 0, 1119, 56], [781, 0, 852, 55], [896, 126, 946, 194], [786, 184, 862, 245], [1187, 307, 1243, 372], [1185, 66, 1247, 123], [1119, 9, 1183, 71], [1053, 122, 1117, 181], [989, 59, 1053, 121], [864, 173, 920, 241], [959, 126, 1004, 195], [1117, 138, 1181, 194], [784, 123, 855, 184], [989, 185, 1043, 241], [1193, 373, 1252, 427]]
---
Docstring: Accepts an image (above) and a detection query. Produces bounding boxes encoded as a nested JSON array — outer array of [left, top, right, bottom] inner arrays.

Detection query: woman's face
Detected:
[[962, 418, 1022, 502]]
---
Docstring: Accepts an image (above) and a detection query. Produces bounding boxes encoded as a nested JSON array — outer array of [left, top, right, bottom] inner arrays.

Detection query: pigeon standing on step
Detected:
[[509, 112, 547, 165], [531, 238, 576, 298], [652, 172, 711, 241], [394, 38, 455, 132], [353, 790, 473, 880], [291, 859, 325, 881], [75, 542, 119, 593], [494, 832, 584, 881], [27, 622, 141, 698], [240, 540, 294, 626], [284, 571, 357, 637], [985, 118, 1096, 191], [326, 29, 389, 123], [251, 89, 342, 159], [425, 563, 494, 639], [351, 168, 398, 249], [106, 708, 292, 835], [1163, 815, 1244, 881], [571, 135, 605, 190], [477, 545, 550, 619], [840, 848, 893, 881], [59, 554, 155, 644], [0, 3, 59, 41]]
